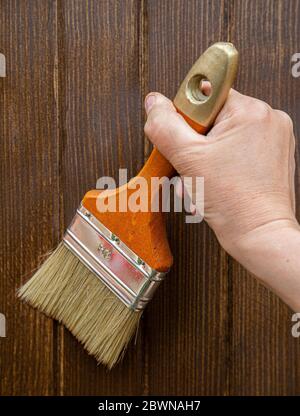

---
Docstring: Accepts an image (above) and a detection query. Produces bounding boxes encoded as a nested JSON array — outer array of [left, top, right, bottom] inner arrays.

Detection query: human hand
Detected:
[[144, 89, 296, 256], [144, 89, 300, 310]]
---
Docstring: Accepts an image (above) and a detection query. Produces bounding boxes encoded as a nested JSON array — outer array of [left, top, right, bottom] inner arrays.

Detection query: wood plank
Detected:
[[229, 0, 300, 395], [145, 0, 231, 395], [1, 0, 299, 396], [0, 0, 59, 395], [58, 0, 146, 395]]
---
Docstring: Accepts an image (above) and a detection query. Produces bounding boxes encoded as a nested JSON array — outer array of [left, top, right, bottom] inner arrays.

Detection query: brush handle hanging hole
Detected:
[[186, 74, 212, 104]]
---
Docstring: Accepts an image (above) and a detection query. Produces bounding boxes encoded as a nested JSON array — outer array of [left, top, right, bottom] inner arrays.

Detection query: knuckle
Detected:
[[277, 110, 294, 130], [144, 113, 162, 138], [250, 100, 271, 121], [289, 130, 296, 152], [234, 98, 270, 122], [292, 138, 296, 154]]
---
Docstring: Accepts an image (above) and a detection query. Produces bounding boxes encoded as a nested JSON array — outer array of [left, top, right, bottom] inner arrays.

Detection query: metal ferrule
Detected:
[[63, 205, 167, 311]]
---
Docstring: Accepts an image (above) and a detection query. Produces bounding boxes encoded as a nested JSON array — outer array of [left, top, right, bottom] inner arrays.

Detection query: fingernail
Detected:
[[145, 94, 156, 114]]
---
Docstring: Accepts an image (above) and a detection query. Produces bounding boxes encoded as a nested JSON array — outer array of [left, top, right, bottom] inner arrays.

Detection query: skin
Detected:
[[144, 89, 300, 312]]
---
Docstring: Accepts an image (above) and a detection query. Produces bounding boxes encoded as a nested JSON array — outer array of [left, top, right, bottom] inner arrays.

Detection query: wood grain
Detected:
[[0, 0, 59, 395], [144, 0, 231, 396], [0, 0, 300, 396], [58, 0, 146, 395], [229, 0, 300, 395]]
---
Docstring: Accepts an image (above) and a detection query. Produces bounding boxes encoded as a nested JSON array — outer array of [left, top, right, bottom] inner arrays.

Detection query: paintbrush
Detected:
[[18, 43, 238, 368]]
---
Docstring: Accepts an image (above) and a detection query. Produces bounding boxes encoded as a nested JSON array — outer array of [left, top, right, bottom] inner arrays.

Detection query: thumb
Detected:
[[144, 92, 205, 163]]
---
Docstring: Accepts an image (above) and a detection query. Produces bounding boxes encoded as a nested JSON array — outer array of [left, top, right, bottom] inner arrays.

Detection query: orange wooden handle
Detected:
[[137, 105, 207, 181], [82, 108, 206, 272], [176, 107, 207, 134]]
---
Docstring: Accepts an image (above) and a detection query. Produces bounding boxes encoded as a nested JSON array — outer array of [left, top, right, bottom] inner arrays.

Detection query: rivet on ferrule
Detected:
[[97, 243, 112, 261]]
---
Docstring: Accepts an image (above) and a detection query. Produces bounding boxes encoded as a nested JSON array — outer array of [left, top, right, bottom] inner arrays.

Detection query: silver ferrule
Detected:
[[63, 205, 167, 311]]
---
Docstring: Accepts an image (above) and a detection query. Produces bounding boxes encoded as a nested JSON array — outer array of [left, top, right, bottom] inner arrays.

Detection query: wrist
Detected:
[[227, 219, 300, 261], [223, 219, 300, 311]]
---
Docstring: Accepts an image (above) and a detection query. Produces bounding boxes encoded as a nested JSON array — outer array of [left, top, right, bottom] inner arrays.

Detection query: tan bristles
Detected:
[[18, 242, 142, 368]]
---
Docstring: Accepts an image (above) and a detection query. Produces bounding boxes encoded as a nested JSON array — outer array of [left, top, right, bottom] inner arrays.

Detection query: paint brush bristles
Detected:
[[18, 242, 142, 368]]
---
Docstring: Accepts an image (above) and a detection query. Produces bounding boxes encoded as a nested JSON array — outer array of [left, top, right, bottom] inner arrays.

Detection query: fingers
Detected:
[[200, 80, 212, 97], [144, 92, 206, 162], [144, 89, 281, 152], [207, 89, 274, 138], [213, 89, 247, 124], [175, 176, 197, 215]]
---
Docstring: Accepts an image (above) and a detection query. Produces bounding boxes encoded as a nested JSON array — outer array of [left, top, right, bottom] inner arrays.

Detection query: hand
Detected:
[[144, 90, 300, 311]]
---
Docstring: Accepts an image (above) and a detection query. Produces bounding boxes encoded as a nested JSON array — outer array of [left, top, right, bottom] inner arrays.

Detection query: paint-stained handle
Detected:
[[138, 42, 239, 180]]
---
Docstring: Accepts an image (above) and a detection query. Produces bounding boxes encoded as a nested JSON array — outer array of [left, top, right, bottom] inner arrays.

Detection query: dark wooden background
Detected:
[[1, 0, 300, 396]]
